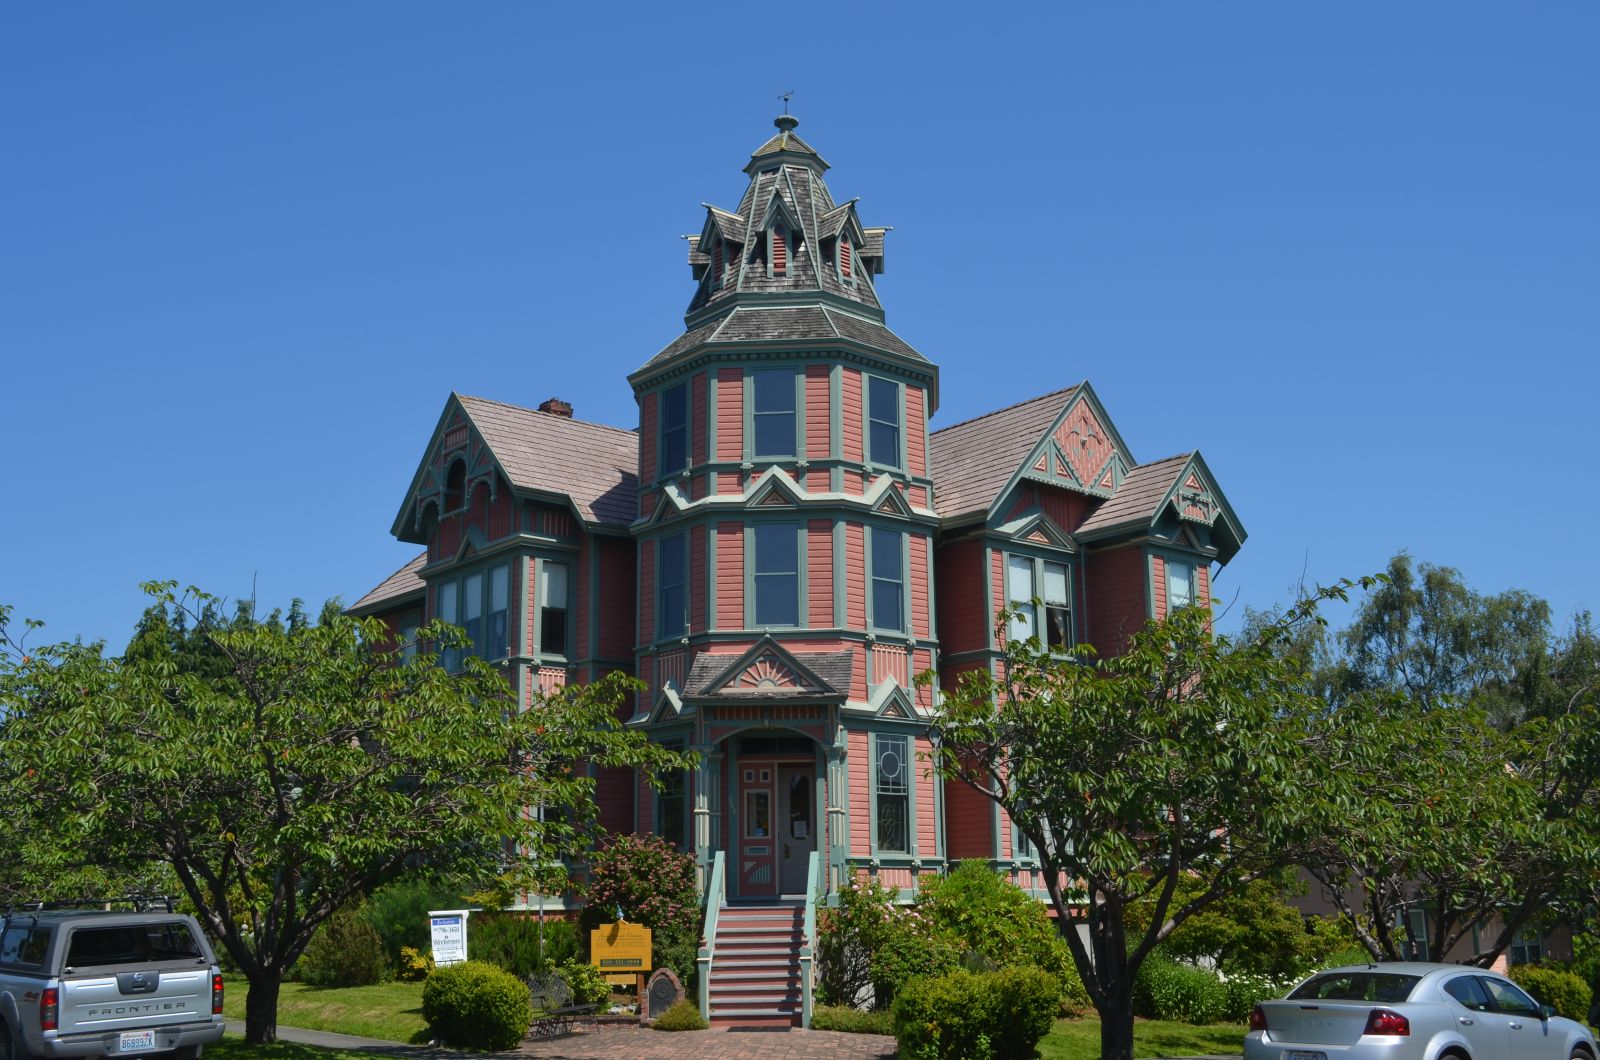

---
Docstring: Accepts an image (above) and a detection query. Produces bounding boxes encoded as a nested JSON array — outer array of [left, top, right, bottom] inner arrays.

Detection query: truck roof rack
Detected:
[[3, 895, 177, 915]]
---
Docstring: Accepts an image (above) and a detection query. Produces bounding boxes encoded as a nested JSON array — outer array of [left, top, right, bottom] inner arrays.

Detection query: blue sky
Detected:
[[4, 3, 1596, 650]]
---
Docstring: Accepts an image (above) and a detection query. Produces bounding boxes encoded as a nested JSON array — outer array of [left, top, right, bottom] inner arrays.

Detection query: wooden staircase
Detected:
[[706, 902, 805, 1027]]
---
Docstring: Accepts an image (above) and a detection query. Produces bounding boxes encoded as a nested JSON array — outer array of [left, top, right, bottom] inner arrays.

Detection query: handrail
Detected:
[[696, 850, 726, 1021], [798, 849, 822, 1029]]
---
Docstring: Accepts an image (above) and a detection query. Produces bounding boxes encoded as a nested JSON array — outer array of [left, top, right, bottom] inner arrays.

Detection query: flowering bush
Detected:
[[397, 945, 434, 982], [579, 834, 699, 985]]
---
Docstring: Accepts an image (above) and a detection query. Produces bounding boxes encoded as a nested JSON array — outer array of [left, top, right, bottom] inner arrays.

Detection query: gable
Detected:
[[390, 396, 507, 543]]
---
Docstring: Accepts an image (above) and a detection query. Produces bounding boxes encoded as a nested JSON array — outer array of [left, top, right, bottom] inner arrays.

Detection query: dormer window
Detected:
[[769, 225, 788, 277], [712, 238, 726, 289], [444, 459, 466, 511]]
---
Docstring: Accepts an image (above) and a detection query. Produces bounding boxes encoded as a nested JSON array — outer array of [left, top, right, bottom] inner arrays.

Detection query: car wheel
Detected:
[[173, 1046, 203, 1060], [1571, 1049, 1594, 1060]]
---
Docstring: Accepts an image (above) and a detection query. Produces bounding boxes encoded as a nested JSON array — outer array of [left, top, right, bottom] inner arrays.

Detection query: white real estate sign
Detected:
[[428, 909, 471, 966]]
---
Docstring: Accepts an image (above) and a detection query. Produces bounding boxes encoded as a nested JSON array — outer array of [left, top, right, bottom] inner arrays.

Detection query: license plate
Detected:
[[1285, 1052, 1326, 1060], [118, 1030, 157, 1053]]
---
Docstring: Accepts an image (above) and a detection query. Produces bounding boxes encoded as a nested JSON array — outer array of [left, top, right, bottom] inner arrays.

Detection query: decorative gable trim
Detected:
[[994, 509, 1077, 552], [745, 466, 806, 508], [862, 475, 914, 520], [645, 682, 686, 726], [867, 678, 917, 719], [986, 382, 1137, 526], [390, 393, 522, 542], [640, 482, 690, 527], [1150, 452, 1246, 563], [701, 635, 838, 698]]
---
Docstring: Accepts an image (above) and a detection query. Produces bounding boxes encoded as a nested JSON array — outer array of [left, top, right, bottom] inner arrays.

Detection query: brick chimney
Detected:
[[538, 397, 573, 418]]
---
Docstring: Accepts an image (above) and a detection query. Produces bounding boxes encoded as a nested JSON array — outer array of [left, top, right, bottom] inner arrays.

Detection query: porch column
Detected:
[[694, 745, 723, 885], [826, 725, 849, 891]]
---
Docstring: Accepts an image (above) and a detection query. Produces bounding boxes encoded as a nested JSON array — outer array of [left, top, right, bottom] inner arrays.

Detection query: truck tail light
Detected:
[[1364, 1008, 1410, 1036], [1248, 1005, 1268, 1032], [212, 973, 224, 1015], [41, 986, 59, 1031]]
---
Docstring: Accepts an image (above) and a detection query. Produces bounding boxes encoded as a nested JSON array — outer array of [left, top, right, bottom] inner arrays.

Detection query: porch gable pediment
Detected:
[[686, 636, 853, 702]]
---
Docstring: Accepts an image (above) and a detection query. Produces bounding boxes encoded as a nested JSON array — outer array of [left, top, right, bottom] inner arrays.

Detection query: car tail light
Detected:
[[212, 973, 224, 1014], [40, 986, 59, 1031], [1249, 1005, 1268, 1032], [1364, 1008, 1410, 1036]]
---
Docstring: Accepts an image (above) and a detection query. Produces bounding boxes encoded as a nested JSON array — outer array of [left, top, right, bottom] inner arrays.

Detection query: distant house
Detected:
[[349, 115, 1246, 1021]]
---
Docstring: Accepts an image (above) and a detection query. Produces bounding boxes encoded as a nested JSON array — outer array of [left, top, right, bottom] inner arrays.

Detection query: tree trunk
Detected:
[[243, 973, 282, 1045], [1097, 978, 1137, 1060]]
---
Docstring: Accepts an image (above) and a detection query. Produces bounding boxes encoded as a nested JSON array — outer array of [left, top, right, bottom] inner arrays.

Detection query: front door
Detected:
[[778, 766, 815, 895], [737, 763, 777, 897]]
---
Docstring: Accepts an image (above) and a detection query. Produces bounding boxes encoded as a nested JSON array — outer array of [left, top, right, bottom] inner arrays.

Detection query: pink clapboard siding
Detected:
[[691, 372, 708, 465], [990, 547, 1005, 641], [1087, 545, 1146, 656], [639, 391, 658, 483], [807, 520, 833, 627], [944, 775, 992, 860], [597, 537, 634, 661], [807, 467, 829, 492], [913, 649, 933, 709], [906, 385, 927, 476], [910, 534, 930, 637], [689, 525, 707, 633], [916, 735, 937, 857], [1151, 554, 1167, 618], [844, 524, 866, 630], [848, 729, 871, 858], [717, 368, 743, 461], [840, 368, 863, 462], [639, 539, 656, 644], [934, 539, 984, 654], [596, 765, 632, 834], [806, 365, 830, 460], [716, 523, 744, 629]]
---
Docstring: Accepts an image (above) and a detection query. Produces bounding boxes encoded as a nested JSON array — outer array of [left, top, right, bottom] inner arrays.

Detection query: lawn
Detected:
[[209, 1041, 375, 1060], [220, 978, 429, 1044], [1038, 1016, 1246, 1060]]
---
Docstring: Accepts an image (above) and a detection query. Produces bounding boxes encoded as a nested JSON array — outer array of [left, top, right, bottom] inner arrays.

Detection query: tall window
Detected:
[[752, 368, 796, 457], [1167, 560, 1196, 611], [867, 377, 900, 467], [444, 460, 465, 511], [1008, 556, 1071, 650], [658, 533, 687, 639], [436, 563, 510, 669], [539, 562, 567, 656], [753, 523, 799, 627], [656, 738, 688, 850], [660, 383, 688, 477], [874, 733, 909, 853], [871, 527, 905, 633]]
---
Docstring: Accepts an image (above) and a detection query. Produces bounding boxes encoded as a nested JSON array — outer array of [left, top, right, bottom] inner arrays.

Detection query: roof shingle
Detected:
[[928, 387, 1079, 519], [1075, 454, 1192, 537], [349, 552, 427, 615]]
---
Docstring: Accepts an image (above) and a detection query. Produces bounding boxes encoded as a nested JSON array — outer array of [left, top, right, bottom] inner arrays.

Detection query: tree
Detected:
[[0, 585, 690, 1044], [933, 583, 1371, 1060]]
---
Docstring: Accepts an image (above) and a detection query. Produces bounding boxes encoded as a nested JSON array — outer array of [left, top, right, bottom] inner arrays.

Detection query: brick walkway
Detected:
[[512, 1024, 898, 1059]]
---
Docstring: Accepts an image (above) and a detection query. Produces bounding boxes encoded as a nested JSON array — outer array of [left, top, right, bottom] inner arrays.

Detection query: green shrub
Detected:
[[580, 834, 700, 982], [363, 879, 464, 964], [557, 960, 612, 1010], [1509, 963, 1593, 1022], [918, 859, 1090, 1011], [397, 945, 434, 982], [892, 966, 1058, 1060], [809, 1004, 895, 1035], [1219, 970, 1299, 1022], [869, 919, 962, 1006], [298, 904, 388, 987], [651, 998, 708, 1031], [1132, 953, 1230, 1024], [818, 875, 900, 1007], [470, 911, 551, 979], [421, 960, 533, 1050]]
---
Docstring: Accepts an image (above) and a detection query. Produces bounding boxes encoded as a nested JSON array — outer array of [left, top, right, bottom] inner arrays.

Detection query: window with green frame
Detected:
[[753, 522, 800, 627], [655, 737, 689, 851], [1007, 554, 1072, 650], [660, 382, 688, 477], [1166, 558, 1197, 611], [435, 563, 510, 670], [657, 533, 687, 640], [870, 526, 905, 633], [539, 561, 568, 657], [867, 376, 900, 468], [874, 732, 910, 853], [751, 368, 797, 457]]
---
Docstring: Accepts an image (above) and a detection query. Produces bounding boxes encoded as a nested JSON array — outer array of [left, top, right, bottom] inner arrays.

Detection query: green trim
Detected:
[[829, 363, 842, 459], [868, 731, 915, 858], [702, 369, 716, 467], [745, 521, 805, 630], [865, 525, 909, 636], [982, 545, 996, 653], [745, 365, 803, 461], [833, 521, 847, 628], [705, 521, 718, 632]]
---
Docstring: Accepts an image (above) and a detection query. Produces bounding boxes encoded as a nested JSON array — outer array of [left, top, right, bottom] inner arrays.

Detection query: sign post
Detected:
[[590, 921, 651, 987], [428, 908, 471, 967]]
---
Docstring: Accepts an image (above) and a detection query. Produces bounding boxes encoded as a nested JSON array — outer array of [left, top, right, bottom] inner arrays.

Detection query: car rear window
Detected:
[[1289, 972, 1421, 1003], [65, 922, 204, 967]]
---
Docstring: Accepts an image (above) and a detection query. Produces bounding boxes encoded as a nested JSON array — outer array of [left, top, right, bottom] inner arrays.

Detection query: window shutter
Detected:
[[772, 228, 787, 275]]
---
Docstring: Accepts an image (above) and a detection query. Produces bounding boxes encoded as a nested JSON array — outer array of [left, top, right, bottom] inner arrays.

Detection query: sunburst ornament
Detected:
[[738, 655, 798, 689]]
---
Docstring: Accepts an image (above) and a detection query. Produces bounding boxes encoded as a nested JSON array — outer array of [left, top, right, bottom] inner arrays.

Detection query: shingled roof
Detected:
[[929, 387, 1081, 519], [348, 551, 426, 616], [639, 305, 923, 371], [456, 394, 639, 528], [683, 648, 855, 700], [1074, 454, 1192, 536]]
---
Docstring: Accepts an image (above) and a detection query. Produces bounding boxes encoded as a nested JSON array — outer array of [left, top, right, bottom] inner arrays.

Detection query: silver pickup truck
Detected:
[[0, 907, 224, 1060]]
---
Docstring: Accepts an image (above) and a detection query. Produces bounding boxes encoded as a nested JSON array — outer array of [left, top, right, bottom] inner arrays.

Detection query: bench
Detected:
[[529, 1003, 597, 1039]]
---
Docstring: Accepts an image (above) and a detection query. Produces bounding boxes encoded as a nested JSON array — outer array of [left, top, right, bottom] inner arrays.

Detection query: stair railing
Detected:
[[697, 849, 726, 1021], [799, 849, 822, 1028]]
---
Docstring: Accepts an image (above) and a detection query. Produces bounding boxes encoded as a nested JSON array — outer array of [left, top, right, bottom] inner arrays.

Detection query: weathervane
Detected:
[[779, 90, 794, 115]]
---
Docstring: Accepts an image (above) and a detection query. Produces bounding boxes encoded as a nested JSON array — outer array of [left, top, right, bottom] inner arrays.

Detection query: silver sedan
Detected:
[[1244, 961, 1597, 1060]]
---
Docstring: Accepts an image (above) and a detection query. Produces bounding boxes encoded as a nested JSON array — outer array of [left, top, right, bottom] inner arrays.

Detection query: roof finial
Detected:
[[775, 91, 798, 133]]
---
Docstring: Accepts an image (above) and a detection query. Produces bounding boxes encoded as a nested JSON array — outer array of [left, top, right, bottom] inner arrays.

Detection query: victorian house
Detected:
[[349, 115, 1245, 1024]]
